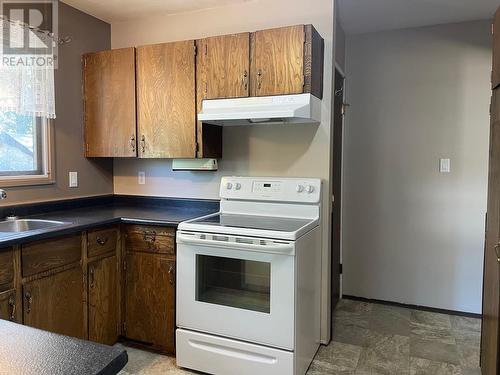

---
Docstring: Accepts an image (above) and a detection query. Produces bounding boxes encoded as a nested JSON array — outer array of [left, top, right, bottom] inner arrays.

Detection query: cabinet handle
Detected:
[[89, 267, 95, 289], [256, 69, 262, 90], [140, 135, 146, 154], [168, 264, 175, 285], [8, 294, 15, 321], [495, 243, 500, 263], [25, 292, 32, 314], [96, 237, 108, 246], [130, 135, 136, 153], [143, 230, 157, 248], [242, 70, 248, 91]]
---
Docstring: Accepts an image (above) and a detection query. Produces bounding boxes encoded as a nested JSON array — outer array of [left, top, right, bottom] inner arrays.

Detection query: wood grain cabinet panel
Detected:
[[83, 47, 137, 157], [21, 234, 81, 277], [137, 41, 196, 158], [23, 267, 85, 339], [0, 289, 16, 322], [124, 253, 175, 354], [0, 249, 14, 292], [89, 256, 119, 345], [125, 225, 175, 255], [493, 8, 500, 89], [251, 25, 323, 98]]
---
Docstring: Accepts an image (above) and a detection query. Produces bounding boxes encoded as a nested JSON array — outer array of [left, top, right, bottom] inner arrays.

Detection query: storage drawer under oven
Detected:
[[176, 328, 294, 375]]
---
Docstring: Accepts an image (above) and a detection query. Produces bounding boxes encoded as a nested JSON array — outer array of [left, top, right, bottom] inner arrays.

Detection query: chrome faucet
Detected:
[[0, 189, 6, 200]]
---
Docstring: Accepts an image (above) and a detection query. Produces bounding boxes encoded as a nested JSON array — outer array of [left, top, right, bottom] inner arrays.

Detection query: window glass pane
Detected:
[[0, 111, 41, 175], [196, 254, 271, 313]]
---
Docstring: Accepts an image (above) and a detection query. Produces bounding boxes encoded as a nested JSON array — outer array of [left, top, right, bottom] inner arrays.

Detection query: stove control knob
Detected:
[[296, 185, 304, 193], [226, 182, 233, 190], [305, 185, 315, 194], [235, 183, 242, 190]]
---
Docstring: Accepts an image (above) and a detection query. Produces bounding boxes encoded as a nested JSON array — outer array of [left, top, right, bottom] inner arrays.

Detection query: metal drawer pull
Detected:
[[8, 294, 15, 321], [495, 243, 500, 263], [89, 267, 95, 289], [168, 264, 175, 285], [130, 135, 136, 152], [96, 237, 108, 246], [25, 292, 32, 314], [242, 70, 248, 90], [256, 69, 262, 89]]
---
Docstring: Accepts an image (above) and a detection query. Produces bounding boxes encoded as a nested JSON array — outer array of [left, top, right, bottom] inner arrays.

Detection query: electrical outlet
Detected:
[[439, 158, 451, 173], [69, 171, 78, 187], [138, 171, 146, 185]]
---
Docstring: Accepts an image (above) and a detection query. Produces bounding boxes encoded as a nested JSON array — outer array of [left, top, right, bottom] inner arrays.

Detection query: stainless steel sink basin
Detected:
[[0, 219, 70, 233]]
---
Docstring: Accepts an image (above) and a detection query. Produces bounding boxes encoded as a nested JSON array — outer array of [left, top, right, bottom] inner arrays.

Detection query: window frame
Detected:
[[0, 118, 54, 187]]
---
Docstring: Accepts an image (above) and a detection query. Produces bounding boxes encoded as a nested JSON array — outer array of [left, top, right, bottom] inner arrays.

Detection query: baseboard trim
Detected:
[[343, 295, 482, 319]]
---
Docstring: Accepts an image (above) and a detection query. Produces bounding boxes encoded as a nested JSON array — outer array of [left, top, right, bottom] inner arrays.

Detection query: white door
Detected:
[[176, 231, 296, 350]]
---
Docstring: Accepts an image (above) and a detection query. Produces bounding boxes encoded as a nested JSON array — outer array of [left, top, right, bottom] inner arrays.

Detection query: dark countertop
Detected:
[[0, 320, 127, 375], [0, 199, 219, 248]]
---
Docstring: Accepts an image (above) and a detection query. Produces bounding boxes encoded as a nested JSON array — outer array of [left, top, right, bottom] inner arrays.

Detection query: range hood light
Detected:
[[249, 118, 272, 123]]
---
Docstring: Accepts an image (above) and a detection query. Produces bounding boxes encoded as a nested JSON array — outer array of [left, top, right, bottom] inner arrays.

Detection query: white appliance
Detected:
[[176, 177, 322, 375], [197, 93, 321, 126]]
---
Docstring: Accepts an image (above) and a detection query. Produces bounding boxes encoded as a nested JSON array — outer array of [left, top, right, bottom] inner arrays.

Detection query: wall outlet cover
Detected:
[[69, 171, 78, 188], [439, 158, 451, 173], [138, 171, 146, 185]]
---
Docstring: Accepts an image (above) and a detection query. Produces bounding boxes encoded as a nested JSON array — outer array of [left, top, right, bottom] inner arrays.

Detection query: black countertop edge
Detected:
[[0, 195, 114, 218], [0, 194, 219, 218]]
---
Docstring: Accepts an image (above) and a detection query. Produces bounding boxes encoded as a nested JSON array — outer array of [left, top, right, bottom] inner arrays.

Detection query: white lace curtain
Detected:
[[0, 18, 56, 119]]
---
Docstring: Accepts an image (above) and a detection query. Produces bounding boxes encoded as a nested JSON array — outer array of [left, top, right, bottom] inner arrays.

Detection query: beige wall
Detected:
[[0, 3, 113, 206], [343, 20, 491, 313], [112, 0, 335, 341]]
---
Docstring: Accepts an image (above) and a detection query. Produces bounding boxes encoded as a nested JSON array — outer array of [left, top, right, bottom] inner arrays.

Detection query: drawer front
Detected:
[[125, 225, 175, 255], [88, 227, 118, 258], [0, 250, 14, 292], [22, 235, 82, 277]]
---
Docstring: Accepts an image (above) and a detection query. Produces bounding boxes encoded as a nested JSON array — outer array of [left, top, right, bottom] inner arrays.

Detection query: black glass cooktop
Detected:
[[190, 213, 312, 233]]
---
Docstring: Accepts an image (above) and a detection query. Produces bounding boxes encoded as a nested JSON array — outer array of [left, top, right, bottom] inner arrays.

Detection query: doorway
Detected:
[[331, 67, 345, 323]]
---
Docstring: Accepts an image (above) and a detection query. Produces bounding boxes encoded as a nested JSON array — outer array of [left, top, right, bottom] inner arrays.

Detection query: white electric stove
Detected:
[[176, 177, 322, 375]]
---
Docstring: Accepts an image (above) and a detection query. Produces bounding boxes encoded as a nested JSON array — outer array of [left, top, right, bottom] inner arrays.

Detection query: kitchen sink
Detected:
[[0, 219, 70, 233]]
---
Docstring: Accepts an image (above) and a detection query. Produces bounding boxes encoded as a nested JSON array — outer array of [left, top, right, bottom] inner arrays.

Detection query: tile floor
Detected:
[[119, 299, 482, 375]]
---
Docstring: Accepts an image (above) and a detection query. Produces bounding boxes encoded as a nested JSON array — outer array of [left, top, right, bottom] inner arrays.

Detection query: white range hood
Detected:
[[197, 93, 321, 126]]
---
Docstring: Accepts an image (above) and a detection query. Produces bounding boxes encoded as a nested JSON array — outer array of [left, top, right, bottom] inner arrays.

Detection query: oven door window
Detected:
[[196, 255, 271, 313]]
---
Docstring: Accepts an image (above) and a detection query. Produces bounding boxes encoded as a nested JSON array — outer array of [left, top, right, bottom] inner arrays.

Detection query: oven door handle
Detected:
[[177, 232, 295, 255]]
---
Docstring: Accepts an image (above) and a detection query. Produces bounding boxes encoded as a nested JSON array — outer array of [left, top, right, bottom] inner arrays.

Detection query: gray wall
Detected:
[[343, 20, 491, 313], [1, 2, 113, 205]]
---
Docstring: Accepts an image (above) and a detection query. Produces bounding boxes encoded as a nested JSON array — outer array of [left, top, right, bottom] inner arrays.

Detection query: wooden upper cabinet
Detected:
[[197, 33, 250, 100], [83, 48, 137, 157], [137, 41, 196, 158], [493, 7, 500, 89], [251, 25, 324, 98]]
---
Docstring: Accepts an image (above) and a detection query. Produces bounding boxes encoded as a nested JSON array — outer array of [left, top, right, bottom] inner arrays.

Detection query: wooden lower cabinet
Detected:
[[23, 267, 85, 339], [0, 289, 16, 321], [125, 252, 175, 354], [89, 255, 119, 345]]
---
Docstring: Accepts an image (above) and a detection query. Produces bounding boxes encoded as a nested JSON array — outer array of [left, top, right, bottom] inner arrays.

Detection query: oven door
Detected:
[[176, 231, 295, 350]]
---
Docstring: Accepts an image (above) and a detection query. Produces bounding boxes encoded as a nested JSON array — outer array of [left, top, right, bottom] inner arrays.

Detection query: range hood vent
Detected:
[[197, 93, 321, 126]]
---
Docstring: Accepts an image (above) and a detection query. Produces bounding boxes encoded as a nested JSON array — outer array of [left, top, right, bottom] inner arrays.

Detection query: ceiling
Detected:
[[338, 0, 498, 34], [62, 0, 252, 22]]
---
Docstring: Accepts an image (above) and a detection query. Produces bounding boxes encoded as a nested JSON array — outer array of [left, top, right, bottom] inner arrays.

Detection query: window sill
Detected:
[[0, 174, 55, 188]]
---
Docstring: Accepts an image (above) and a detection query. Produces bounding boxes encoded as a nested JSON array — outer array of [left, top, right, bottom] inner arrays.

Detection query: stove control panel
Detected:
[[220, 177, 321, 203]]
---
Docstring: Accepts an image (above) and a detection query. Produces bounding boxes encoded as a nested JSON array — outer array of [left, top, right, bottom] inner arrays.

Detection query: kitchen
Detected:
[[0, 0, 499, 374]]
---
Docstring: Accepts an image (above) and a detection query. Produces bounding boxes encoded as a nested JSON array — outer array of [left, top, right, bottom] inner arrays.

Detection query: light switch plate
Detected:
[[138, 171, 146, 185], [69, 171, 78, 187], [439, 158, 451, 173]]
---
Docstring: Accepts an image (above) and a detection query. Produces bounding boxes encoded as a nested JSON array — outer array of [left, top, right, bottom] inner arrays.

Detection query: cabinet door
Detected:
[[23, 267, 84, 339], [137, 41, 196, 158], [125, 253, 175, 353], [493, 7, 500, 89], [251, 25, 305, 97], [89, 256, 119, 345], [83, 48, 137, 157], [481, 89, 500, 375], [0, 290, 16, 322]]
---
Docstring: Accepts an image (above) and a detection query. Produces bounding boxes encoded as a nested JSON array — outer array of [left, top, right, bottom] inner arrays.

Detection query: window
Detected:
[[0, 111, 53, 186]]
